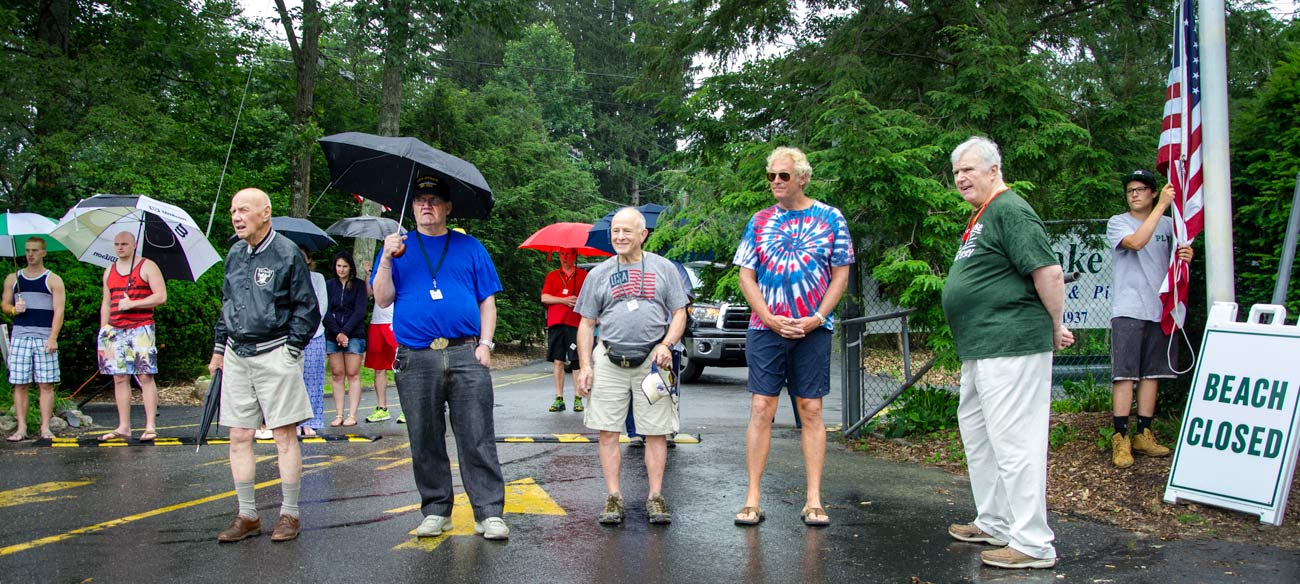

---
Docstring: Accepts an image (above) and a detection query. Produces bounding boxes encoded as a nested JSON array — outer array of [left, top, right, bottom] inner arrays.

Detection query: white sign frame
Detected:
[[1164, 303, 1300, 525]]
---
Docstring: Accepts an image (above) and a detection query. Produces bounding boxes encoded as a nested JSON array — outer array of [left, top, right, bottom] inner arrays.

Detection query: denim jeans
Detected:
[[394, 343, 505, 521]]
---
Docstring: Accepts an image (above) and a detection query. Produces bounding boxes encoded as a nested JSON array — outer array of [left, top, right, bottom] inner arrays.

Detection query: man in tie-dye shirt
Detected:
[[732, 146, 854, 527]]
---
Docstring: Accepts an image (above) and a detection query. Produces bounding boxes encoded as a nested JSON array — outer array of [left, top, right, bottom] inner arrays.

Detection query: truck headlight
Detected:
[[690, 305, 721, 325]]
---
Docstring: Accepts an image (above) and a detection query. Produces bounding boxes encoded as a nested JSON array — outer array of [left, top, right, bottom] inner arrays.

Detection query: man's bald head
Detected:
[[232, 188, 272, 210], [113, 231, 137, 260], [230, 187, 274, 244]]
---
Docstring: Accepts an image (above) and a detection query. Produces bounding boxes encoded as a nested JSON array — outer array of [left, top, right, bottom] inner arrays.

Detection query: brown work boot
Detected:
[[1111, 433, 1134, 468], [1132, 428, 1171, 457], [217, 515, 261, 543], [270, 514, 301, 542]]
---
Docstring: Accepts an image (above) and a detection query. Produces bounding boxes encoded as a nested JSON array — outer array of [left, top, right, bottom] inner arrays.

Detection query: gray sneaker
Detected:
[[415, 514, 453, 537], [474, 517, 510, 540], [647, 494, 671, 525], [598, 494, 625, 525]]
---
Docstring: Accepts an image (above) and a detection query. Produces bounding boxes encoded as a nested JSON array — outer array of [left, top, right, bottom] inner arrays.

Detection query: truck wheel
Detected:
[[680, 358, 703, 383]]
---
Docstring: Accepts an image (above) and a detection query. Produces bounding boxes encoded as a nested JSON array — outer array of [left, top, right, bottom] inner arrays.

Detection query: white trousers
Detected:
[[958, 351, 1056, 559]]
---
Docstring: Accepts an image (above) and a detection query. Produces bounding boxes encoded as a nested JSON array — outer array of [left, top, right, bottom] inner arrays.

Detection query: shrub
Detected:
[[882, 385, 959, 438], [1053, 375, 1112, 413]]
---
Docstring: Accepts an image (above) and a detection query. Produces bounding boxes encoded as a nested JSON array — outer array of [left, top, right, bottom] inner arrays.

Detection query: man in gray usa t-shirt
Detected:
[[1105, 169, 1194, 468]]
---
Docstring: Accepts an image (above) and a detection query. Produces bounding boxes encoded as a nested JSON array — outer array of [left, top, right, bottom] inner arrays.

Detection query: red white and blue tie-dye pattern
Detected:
[[733, 201, 855, 330]]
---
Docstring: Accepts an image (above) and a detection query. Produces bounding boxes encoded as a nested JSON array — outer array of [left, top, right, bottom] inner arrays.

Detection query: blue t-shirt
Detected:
[[383, 230, 502, 346], [732, 200, 855, 330]]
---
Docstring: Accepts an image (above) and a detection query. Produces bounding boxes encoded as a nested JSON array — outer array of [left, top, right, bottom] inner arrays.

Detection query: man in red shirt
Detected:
[[540, 249, 586, 412], [97, 231, 167, 442]]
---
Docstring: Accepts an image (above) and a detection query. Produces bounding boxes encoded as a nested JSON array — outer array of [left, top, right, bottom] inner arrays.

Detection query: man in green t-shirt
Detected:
[[940, 136, 1075, 570]]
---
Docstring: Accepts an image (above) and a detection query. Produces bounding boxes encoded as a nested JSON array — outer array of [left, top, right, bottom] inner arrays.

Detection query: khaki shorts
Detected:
[[220, 345, 312, 429], [584, 344, 678, 436]]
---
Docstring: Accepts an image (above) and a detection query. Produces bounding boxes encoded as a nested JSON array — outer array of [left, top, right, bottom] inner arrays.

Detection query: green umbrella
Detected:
[[0, 212, 67, 257]]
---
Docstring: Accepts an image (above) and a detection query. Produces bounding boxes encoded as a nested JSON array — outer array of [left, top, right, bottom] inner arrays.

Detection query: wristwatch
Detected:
[[478, 339, 496, 351]]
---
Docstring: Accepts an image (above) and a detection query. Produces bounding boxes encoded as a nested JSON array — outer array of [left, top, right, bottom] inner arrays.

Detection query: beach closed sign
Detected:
[[1165, 303, 1300, 525]]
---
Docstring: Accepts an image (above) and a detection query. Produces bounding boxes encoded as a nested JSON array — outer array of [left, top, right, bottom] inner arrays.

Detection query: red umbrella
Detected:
[[518, 222, 612, 257]]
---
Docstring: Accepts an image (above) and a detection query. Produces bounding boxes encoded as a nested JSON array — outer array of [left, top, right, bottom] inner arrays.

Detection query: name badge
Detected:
[[430, 289, 443, 301], [627, 299, 639, 311], [561, 288, 569, 295]]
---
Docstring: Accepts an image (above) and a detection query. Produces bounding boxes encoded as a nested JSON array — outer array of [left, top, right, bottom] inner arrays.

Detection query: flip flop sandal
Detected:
[[801, 507, 830, 527], [98, 430, 131, 442], [330, 415, 344, 427], [138, 430, 158, 442], [734, 506, 765, 526], [6, 432, 27, 442], [342, 416, 358, 427]]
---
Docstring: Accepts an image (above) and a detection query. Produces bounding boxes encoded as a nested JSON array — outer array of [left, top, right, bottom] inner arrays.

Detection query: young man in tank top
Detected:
[[2, 237, 65, 441], [97, 231, 167, 442]]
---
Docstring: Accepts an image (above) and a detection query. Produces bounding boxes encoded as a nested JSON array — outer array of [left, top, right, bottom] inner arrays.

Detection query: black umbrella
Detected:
[[325, 216, 406, 241], [586, 203, 670, 255], [318, 132, 494, 220], [195, 369, 222, 452], [227, 217, 336, 252]]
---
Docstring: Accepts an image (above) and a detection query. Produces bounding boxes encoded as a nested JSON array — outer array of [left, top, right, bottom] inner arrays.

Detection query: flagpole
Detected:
[[1198, 0, 1236, 305]]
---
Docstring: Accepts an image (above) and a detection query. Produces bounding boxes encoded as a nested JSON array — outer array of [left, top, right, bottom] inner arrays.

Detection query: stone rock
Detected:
[[49, 416, 68, 433], [77, 412, 94, 428], [0, 415, 16, 434]]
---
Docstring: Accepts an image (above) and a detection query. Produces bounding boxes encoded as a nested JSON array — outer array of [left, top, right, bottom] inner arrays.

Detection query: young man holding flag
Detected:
[[1106, 170, 1195, 468]]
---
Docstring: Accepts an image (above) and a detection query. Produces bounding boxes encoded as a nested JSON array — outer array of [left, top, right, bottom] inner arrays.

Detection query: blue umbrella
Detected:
[[585, 203, 668, 254]]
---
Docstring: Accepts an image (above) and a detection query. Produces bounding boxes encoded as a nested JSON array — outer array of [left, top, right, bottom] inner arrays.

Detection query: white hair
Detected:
[[951, 136, 1003, 179]]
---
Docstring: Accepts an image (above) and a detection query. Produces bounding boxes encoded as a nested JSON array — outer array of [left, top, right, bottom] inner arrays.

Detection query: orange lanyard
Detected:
[[962, 188, 1008, 242]]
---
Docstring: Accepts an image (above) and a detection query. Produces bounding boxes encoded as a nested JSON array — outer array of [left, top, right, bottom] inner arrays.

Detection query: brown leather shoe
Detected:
[[217, 515, 261, 543], [270, 514, 300, 542]]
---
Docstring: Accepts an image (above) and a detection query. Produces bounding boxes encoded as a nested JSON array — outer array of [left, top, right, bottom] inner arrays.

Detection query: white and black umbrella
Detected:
[[51, 194, 220, 281]]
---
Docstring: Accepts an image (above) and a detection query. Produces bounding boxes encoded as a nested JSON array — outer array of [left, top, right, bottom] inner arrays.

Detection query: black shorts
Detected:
[[1110, 317, 1177, 381], [547, 325, 579, 365]]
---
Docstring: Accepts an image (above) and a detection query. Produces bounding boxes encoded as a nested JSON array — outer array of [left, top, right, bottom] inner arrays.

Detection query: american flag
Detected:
[[353, 193, 391, 212], [1156, 0, 1204, 334]]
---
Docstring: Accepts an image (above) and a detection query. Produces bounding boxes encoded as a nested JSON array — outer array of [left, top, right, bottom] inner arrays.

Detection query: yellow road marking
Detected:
[[0, 442, 412, 557], [0, 480, 95, 509], [375, 457, 412, 471], [502, 437, 534, 443], [554, 434, 591, 443], [493, 373, 549, 388], [393, 477, 565, 552], [200, 454, 276, 467]]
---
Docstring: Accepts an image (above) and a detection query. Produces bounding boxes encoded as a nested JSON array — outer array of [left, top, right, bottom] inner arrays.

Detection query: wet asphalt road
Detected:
[[1, 362, 1297, 584]]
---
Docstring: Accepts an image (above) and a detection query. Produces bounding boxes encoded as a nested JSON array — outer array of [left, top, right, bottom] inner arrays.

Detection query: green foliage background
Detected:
[[0, 0, 1298, 395]]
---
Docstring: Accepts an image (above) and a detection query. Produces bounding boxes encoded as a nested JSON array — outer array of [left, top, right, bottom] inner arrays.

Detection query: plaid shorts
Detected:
[[8, 336, 60, 384]]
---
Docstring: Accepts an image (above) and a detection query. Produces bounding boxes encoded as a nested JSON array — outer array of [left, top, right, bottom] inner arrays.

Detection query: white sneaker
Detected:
[[475, 517, 509, 540], [415, 514, 453, 537], [253, 428, 273, 440]]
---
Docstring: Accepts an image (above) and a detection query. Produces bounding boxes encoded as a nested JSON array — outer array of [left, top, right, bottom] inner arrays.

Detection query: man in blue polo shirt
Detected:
[[372, 174, 509, 541]]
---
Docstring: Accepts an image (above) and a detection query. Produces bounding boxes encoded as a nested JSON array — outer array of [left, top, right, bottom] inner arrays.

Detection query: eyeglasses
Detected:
[[766, 171, 793, 183], [412, 197, 445, 207], [1125, 186, 1152, 195]]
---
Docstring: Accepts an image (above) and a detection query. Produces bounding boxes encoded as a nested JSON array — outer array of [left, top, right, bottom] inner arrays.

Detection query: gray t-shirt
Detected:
[[575, 252, 688, 348], [1107, 212, 1174, 322]]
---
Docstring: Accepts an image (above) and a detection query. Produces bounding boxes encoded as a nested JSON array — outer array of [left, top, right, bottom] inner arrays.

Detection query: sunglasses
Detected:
[[766, 171, 793, 182]]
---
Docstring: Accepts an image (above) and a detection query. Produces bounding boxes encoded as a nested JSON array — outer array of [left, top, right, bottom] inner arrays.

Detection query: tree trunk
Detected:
[[277, 0, 322, 218], [31, 0, 71, 202], [356, 0, 409, 264]]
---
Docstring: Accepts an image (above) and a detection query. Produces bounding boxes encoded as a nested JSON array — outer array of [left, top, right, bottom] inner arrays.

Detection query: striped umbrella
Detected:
[[0, 212, 67, 256], [50, 194, 220, 281]]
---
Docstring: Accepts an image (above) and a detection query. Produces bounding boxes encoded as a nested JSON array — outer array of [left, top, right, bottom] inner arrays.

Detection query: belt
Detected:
[[407, 336, 478, 350]]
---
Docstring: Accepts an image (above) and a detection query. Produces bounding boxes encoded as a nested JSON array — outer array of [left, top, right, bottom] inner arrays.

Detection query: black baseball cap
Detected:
[[412, 174, 449, 200], [1124, 169, 1158, 191]]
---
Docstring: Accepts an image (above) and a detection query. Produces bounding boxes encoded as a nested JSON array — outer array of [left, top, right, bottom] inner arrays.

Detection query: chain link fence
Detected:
[[840, 219, 1115, 436]]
